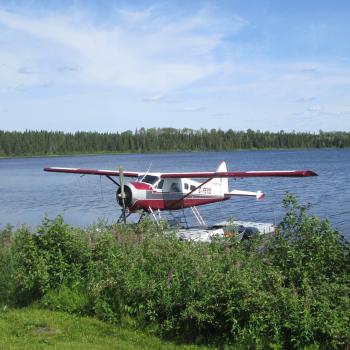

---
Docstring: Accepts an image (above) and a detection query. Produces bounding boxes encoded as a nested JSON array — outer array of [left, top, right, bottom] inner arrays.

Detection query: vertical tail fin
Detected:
[[212, 161, 228, 195]]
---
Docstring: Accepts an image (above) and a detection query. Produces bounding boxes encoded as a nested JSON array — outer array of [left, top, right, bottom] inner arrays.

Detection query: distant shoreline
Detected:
[[1, 146, 349, 160]]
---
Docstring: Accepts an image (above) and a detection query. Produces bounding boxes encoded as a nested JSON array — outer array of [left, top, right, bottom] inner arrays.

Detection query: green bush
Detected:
[[2, 196, 350, 349], [13, 216, 89, 305], [83, 199, 350, 348]]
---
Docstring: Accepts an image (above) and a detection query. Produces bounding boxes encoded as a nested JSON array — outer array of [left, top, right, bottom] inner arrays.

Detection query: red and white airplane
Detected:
[[44, 161, 317, 224]]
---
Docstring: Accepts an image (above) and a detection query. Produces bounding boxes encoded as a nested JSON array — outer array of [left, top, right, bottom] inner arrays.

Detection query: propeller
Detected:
[[118, 166, 127, 224]]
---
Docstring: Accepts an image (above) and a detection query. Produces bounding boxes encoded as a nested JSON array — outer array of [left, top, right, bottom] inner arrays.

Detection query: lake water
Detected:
[[0, 149, 349, 238]]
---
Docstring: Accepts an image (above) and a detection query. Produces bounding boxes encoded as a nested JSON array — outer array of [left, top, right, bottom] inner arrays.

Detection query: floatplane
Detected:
[[44, 161, 317, 228]]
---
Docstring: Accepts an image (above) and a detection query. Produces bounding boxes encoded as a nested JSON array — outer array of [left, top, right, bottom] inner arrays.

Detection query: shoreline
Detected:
[[0, 146, 348, 160]]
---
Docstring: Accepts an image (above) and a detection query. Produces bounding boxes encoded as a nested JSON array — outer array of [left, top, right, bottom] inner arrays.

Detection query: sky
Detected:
[[0, 0, 349, 132]]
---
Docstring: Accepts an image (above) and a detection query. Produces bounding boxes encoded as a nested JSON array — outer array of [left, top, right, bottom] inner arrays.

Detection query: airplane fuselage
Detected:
[[119, 177, 228, 212]]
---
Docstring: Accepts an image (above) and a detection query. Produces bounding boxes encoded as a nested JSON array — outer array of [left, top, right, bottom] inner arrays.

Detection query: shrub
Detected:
[[84, 199, 350, 348], [13, 216, 89, 305]]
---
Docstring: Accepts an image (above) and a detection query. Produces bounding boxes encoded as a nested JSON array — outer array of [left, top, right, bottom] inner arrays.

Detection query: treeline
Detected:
[[1, 128, 349, 157]]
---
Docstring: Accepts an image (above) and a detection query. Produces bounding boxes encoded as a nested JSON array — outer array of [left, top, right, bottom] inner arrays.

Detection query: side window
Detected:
[[190, 185, 196, 191], [157, 180, 164, 189], [184, 183, 189, 190]]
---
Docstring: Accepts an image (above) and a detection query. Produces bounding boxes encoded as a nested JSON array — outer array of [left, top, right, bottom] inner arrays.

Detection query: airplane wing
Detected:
[[43, 167, 140, 177], [44, 166, 317, 179], [161, 170, 318, 178]]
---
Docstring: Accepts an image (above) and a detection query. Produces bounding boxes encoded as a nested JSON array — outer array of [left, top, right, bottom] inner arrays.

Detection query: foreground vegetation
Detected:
[[1, 195, 350, 349], [1, 129, 350, 157]]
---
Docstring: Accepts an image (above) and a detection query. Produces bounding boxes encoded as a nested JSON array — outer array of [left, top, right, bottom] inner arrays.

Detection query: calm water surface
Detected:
[[0, 149, 349, 238]]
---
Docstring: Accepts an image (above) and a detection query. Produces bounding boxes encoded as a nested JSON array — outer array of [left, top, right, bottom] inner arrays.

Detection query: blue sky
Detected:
[[0, 0, 349, 132]]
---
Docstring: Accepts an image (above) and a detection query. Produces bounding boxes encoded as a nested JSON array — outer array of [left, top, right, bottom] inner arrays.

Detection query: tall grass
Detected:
[[1, 194, 350, 349]]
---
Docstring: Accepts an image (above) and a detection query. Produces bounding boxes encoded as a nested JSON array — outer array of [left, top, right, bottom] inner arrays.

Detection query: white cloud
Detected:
[[142, 94, 165, 102], [212, 112, 232, 118], [170, 106, 206, 112], [308, 106, 322, 113], [0, 6, 244, 92], [0, 54, 49, 90], [118, 8, 154, 23], [205, 60, 350, 103]]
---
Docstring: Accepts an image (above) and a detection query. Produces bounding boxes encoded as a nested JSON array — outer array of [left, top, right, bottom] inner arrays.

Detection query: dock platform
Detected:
[[175, 220, 276, 242]]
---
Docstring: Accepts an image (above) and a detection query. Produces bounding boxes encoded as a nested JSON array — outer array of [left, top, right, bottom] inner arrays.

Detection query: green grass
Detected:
[[0, 308, 212, 350]]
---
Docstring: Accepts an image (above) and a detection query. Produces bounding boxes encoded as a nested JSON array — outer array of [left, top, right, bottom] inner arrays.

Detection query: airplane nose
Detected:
[[116, 185, 133, 208]]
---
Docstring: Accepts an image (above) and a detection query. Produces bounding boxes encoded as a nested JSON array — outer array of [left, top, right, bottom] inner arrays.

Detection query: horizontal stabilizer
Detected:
[[225, 189, 265, 200]]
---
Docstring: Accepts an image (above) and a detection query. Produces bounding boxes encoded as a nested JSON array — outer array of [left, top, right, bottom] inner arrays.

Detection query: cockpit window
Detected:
[[156, 179, 164, 189], [138, 175, 159, 185]]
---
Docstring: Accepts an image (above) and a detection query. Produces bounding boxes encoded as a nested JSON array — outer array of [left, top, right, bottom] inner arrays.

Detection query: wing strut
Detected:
[[106, 175, 120, 187]]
